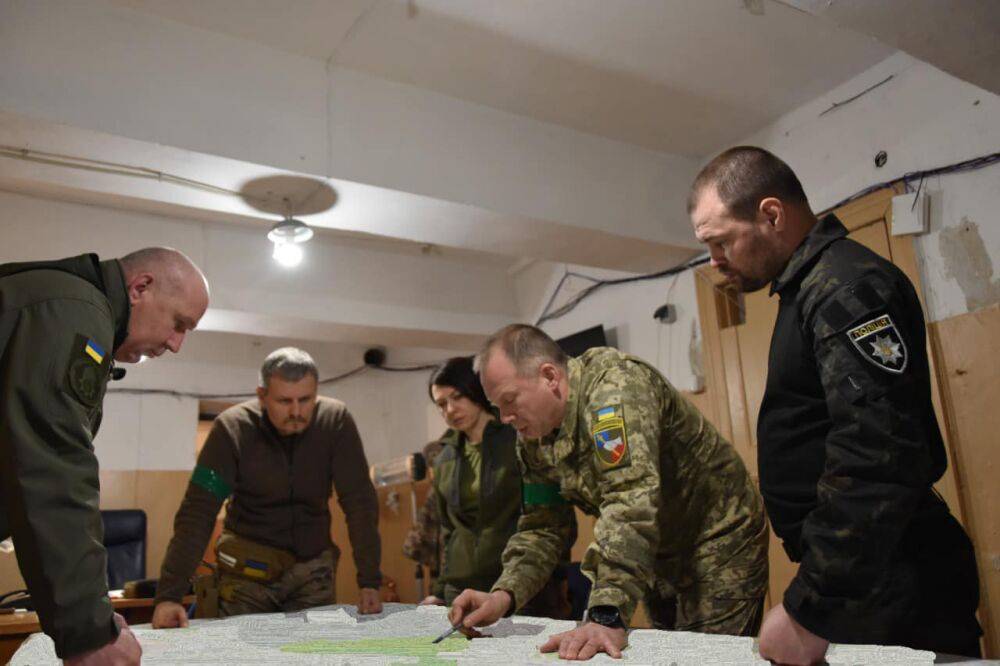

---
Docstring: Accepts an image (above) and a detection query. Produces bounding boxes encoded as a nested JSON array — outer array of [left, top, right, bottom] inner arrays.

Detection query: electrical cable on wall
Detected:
[[533, 150, 1000, 326]]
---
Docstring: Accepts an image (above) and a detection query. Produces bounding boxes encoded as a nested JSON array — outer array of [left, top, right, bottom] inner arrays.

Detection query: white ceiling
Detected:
[[107, 0, 893, 155], [780, 0, 1000, 96]]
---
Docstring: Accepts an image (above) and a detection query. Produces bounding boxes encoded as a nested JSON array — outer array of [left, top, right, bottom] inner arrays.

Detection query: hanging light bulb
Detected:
[[271, 239, 304, 267], [267, 215, 313, 268]]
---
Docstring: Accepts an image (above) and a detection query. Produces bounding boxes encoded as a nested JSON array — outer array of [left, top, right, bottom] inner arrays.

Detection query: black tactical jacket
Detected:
[[759, 215, 980, 647]]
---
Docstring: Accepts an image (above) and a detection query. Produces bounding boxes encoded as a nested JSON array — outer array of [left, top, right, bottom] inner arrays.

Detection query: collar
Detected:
[[99, 259, 132, 352], [545, 356, 583, 463], [769, 214, 848, 296]]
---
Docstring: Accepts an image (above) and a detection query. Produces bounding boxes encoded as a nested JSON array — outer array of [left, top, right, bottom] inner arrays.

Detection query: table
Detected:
[[0, 595, 194, 663]]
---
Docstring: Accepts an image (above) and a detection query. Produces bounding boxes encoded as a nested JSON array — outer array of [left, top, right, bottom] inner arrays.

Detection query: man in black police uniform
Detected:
[[688, 146, 982, 664]]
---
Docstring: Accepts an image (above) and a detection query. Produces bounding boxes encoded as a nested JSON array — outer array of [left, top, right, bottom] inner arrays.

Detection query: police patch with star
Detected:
[[846, 314, 908, 374]]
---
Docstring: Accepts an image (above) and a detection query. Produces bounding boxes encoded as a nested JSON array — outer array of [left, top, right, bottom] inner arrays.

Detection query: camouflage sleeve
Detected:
[[785, 273, 940, 641], [0, 300, 118, 658], [430, 480, 450, 598], [402, 491, 440, 571], [580, 363, 662, 625], [492, 440, 575, 611], [155, 420, 235, 604]]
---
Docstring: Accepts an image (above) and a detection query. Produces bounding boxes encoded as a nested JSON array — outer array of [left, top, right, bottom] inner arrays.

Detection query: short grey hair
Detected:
[[474, 324, 568, 376], [259, 347, 319, 388]]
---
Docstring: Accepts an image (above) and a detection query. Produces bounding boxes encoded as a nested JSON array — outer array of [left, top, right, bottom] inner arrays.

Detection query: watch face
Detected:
[[589, 605, 621, 627]]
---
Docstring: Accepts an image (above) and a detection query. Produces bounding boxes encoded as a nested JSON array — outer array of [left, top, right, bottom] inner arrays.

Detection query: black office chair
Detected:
[[101, 509, 147, 591], [0, 511, 147, 608]]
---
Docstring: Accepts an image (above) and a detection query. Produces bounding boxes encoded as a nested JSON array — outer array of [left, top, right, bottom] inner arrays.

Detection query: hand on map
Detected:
[[358, 587, 383, 614], [419, 595, 446, 606], [64, 613, 142, 665], [758, 603, 829, 665], [540, 622, 627, 661], [152, 600, 190, 629], [448, 589, 512, 633]]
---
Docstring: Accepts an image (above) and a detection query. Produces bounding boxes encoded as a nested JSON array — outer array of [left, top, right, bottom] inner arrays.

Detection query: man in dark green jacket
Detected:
[[0, 248, 209, 663]]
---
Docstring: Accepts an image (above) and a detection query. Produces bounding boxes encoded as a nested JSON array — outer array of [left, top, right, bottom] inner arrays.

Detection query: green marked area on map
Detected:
[[281, 635, 470, 664]]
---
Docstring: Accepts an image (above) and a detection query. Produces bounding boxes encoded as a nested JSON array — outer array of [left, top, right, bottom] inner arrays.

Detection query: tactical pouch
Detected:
[[193, 572, 219, 619], [215, 531, 296, 584]]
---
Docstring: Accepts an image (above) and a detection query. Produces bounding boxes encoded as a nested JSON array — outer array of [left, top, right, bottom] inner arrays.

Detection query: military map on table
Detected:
[[11, 603, 935, 664]]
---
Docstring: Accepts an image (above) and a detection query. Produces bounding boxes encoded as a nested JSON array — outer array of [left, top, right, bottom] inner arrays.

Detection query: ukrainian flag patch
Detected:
[[84, 339, 105, 364], [596, 406, 616, 421], [66, 334, 108, 407]]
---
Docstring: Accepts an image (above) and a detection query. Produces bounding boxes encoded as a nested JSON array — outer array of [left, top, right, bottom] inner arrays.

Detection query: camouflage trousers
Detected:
[[218, 549, 338, 617], [645, 517, 769, 636], [645, 590, 764, 636]]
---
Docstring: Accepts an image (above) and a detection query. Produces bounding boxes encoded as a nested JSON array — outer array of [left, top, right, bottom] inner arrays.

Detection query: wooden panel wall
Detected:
[[0, 470, 191, 593], [929, 304, 1000, 657], [330, 481, 432, 604]]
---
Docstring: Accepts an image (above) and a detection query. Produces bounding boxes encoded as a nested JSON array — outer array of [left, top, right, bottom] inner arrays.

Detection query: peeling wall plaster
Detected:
[[938, 218, 1000, 312]]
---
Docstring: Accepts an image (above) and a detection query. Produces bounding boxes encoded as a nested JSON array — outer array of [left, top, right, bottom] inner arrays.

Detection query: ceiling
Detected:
[[107, 0, 894, 156], [779, 0, 1000, 96]]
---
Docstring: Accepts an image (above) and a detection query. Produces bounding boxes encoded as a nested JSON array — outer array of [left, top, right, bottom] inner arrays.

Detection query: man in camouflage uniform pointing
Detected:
[[689, 146, 982, 664], [450, 324, 768, 661]]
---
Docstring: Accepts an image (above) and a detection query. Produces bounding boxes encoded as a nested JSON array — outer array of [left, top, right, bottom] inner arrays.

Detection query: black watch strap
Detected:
[[587, 605, 625, 629]]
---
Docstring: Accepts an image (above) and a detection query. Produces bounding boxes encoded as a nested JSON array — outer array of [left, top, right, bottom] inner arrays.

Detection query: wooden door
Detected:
[[695, 188, 966, 608]]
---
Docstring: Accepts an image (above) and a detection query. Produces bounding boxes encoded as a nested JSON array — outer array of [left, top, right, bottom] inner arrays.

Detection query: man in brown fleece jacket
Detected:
[[152, 347, 383, 627]]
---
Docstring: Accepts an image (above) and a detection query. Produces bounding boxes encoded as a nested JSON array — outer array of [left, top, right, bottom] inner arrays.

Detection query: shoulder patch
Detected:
[[591, 404, 631, 470], [846, 314, 908, 374], [65, 334, 109, 407]]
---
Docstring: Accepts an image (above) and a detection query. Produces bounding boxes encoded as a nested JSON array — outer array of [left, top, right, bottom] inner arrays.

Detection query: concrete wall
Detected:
[[514, 260, 704, 393], [506, 52, 1000, 404], [96, 330, 447, 473], [734, 52, 1000, 322]]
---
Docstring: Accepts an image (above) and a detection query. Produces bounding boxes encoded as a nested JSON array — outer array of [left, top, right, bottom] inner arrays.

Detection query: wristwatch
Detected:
[[587, 605, 625, 629]]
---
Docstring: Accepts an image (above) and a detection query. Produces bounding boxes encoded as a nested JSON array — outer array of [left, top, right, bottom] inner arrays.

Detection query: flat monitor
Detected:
[[556, 325, 609, 358]]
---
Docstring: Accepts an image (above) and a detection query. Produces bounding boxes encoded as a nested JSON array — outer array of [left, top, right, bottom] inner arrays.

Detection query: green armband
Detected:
[[523, 483, 567, 507], [191, 465, 232, 501]]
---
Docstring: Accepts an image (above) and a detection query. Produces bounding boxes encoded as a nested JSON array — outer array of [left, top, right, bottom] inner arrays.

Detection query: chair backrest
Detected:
[[101, 509, 147, 590]]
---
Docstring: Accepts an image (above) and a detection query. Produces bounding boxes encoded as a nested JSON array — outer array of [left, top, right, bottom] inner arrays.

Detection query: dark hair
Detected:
[[428, 356, 491, 410], [688, 146, 809, 220], [475, 323, 568, 376]]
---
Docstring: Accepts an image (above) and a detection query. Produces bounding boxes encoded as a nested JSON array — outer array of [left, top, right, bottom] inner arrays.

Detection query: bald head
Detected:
[[120, 247, 208, 296], [114, 247, 210, 363]]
